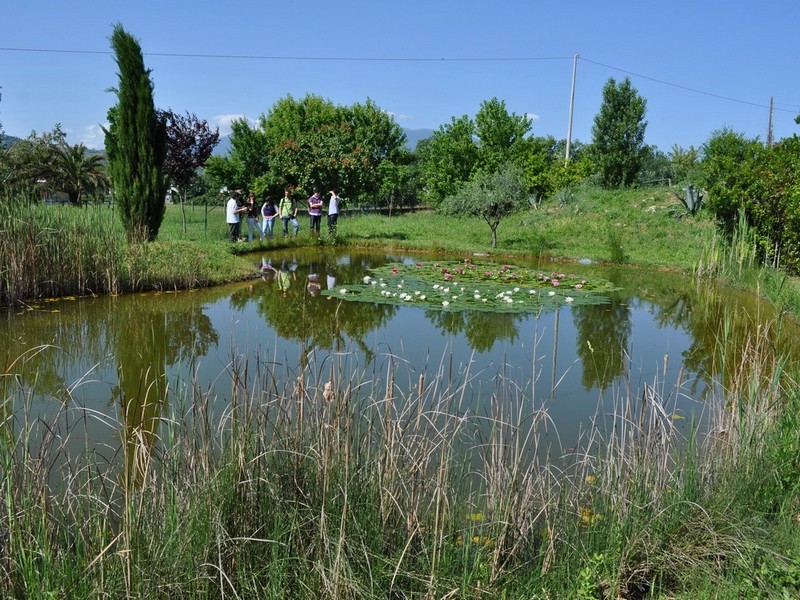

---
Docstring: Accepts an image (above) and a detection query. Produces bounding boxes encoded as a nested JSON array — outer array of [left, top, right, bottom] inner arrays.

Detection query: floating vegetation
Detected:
[[320, 258, 618, 314]]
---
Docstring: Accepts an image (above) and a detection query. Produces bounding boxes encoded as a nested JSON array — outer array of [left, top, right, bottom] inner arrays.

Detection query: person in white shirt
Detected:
[[226, 191, 247, 242], [327, 188, 340, 235]]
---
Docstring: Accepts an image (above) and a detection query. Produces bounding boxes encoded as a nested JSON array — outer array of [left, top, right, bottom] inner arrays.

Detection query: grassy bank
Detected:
[[5, 186, 797, 309]]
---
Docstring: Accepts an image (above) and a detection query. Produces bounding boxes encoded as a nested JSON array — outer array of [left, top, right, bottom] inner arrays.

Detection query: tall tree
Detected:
[[54, 142, 108, 205], [415, 115, 479, 205], [590, 77, 648, 188], [161, 109, 219, 235], [474, 97, 532, 172], [104, 24, 168, 242]]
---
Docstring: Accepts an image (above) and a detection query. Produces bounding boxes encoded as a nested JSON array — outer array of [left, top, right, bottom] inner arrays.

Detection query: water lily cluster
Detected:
[[322, 259, 617, 314]]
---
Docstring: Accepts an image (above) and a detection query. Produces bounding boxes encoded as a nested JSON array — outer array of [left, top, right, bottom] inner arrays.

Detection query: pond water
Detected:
[[3, 247, 798, 462]]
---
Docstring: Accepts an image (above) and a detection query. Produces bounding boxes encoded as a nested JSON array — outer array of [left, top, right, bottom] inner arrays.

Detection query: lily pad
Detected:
[[320, 259, 618, 314]]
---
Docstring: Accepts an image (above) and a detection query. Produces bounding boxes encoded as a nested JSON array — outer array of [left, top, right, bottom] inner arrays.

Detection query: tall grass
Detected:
[[0, 199, 255, 305], [0, 196, 125, 304], [3, 324, 800, 598]]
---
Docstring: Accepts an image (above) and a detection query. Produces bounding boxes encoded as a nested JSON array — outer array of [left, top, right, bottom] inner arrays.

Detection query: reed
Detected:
[[2, 323, 800, 598]]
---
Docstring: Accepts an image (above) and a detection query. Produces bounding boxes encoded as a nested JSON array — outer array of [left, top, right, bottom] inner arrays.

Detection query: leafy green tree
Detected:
[[161, 109, 219, 235], [54, 141, 109, 205], [439, 164, 527, 248], [208, 94, 407, 206], [668, 144, 701, 184], [416, 115, 479, 205], [0, 126, 65, 199], [741, 135, 800, 272], [104, 24, 168, 242], [475, 97, 532, 172], [637, 144, 671, 184], [590, 77, 648, 188], [699, 128, 764, 236]]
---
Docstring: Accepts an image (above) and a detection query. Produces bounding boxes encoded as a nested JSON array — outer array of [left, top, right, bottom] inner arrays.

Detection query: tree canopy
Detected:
[[590, 77, 648, 188]]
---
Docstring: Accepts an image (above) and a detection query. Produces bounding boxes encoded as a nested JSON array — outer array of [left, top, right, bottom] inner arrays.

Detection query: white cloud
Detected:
[[525, 113, 540, 123], [211, 114, 258, 136], [384, 110, 413, 122], [75, 123, 108, 150]]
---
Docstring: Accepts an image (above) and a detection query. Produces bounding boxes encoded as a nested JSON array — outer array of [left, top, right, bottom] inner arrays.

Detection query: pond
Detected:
[[3, 247, 798, 464]]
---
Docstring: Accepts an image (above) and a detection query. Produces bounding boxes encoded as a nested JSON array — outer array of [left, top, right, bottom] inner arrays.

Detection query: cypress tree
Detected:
[[105, 24, 167, 242]]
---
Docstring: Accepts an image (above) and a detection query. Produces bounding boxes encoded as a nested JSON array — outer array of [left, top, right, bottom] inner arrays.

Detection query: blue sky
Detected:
[[2, 0, 799, 152]]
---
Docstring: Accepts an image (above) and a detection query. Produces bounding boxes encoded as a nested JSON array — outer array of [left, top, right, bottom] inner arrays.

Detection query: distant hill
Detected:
[[1, 133, 23, 149], [403, 128, 434, 150], [211, 127, 434, 157]]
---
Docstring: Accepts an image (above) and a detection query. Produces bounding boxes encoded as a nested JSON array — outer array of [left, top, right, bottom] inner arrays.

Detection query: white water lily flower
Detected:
[[420, 295, 426, 300], [363, 276, 372, 284], [371, 280, 377, 285], [514, 287, 520, 292], [442, 300, 450, 307], [380, 282, 387, 288], [414, 290, 421, 295], [452, 295, 458, 300], [397, 284, 403, 288], [433, 284, 440, 289], [548, 291, 556, 296], [443, 287, 450, 293], [474, 294, 481, 300], [529, 289, 537, 294], [565, 297, 575, 303], [482, 298, 488, 302], [505, 297, 514, 303], [339, 288, 348, 294]]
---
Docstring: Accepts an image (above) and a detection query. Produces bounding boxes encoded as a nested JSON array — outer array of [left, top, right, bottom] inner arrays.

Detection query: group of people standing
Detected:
[[226, 187, 341, 243]]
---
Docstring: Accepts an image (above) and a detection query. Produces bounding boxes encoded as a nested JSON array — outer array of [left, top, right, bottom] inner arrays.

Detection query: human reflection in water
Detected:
[[326, 267, 337, 300], [307, 261, 321, 296]]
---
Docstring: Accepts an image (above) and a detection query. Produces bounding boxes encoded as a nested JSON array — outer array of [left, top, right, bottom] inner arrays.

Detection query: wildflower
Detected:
[[585, 475, 597, 485]]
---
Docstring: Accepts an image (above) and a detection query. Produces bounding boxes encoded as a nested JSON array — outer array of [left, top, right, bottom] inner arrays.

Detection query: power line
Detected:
[[2, 45, 798, 113], [579, 56, 799, 114], [0, 46, 573, 62]]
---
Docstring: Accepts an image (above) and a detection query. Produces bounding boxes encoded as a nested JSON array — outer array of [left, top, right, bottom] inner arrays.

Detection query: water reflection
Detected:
[[3, 248, 799, 472]]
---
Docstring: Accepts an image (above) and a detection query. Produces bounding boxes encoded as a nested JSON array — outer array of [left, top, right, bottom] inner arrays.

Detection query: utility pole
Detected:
[[767, 96, 774, 147], [564, 53, 579, 166]]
